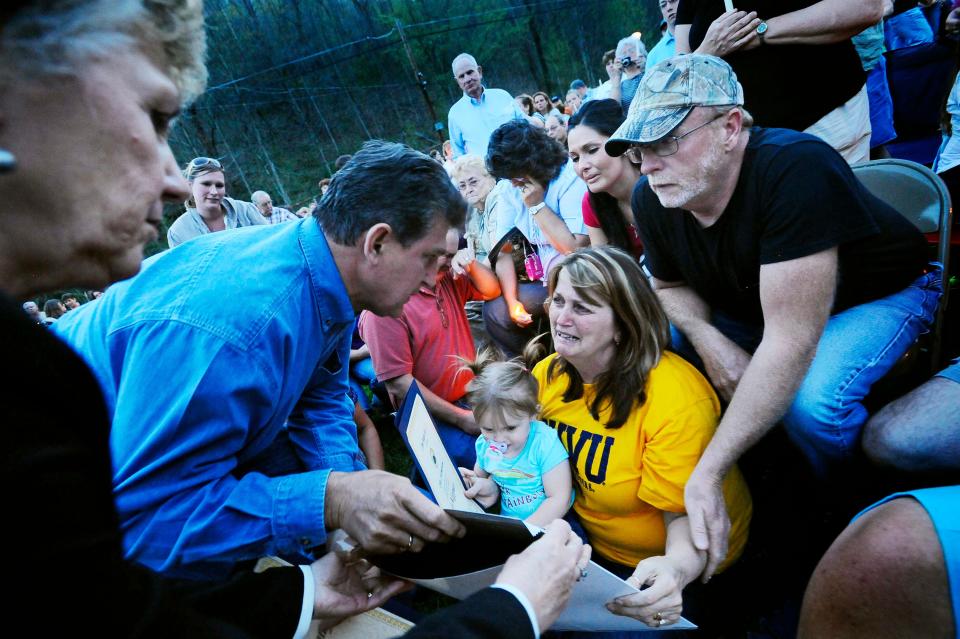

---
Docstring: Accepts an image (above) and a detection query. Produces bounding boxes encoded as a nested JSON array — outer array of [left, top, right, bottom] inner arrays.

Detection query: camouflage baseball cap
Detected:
[[605, 54, 744, 157]]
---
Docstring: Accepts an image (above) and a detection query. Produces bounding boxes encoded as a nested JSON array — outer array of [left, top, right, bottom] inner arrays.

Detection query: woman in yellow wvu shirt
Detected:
[[531, 247, 752, 630]]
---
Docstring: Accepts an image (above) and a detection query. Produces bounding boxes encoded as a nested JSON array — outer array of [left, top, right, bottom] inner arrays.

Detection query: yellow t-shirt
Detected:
[[532, 352, 752, 571]]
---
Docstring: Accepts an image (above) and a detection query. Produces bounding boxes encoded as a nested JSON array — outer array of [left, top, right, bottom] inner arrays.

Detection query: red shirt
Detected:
[[581, 191, 644, 259], [358, 272, 484, 403]]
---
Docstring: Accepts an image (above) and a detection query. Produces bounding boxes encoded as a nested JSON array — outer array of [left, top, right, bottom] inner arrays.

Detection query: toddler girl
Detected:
[[458, 349, 573, 526]]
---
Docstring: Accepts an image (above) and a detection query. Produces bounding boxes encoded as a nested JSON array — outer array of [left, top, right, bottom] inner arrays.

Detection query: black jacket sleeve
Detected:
[[402, 588, 535, 639], [2, 293, 303, 638]]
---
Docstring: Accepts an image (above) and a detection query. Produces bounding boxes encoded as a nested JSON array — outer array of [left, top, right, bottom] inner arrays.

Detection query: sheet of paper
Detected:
[[409, 561, 695, 632], [318, 608, 414, 639], [403, 393, 483, 513], [556, 561, 696, 632]]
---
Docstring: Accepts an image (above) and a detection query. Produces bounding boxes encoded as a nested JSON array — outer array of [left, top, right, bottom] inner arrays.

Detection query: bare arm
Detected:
[[533, 207, 587, 254], [685, 248, 837, 579], [763, 0, 885, 45], [452, 248, 502, 299], [353, 402, 384, 470], [520, 178, 588, 254], [677, 0, 882, 58], [607, 61, 624, 104], [675, 24, 692, 54], [587, 226, 609, 248], [653, 277, 751, 402], [494, 243, 533, 327], [384, 373, 479, 435], [349, 344, 369, 363], [606, 512, 705, 627], [525, 462, 573, 527]]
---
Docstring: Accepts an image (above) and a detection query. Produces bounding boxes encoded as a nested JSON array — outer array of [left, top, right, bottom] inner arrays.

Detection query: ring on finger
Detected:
[[405, 534, 414, 551], [653, 612, 662, 622]]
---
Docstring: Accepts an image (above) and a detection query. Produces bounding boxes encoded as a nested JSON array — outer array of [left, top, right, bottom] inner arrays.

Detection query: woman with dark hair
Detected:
[[532, 91, 560, 123], [567, 99, 644, 259], [483, 119, 589, 356], [42, 298, 66, 324], [533, 246, 752, 631], [515, 93, 536, 117]]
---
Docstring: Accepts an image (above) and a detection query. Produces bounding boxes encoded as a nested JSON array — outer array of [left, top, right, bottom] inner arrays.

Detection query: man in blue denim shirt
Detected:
[[56, 141, 467, 578]]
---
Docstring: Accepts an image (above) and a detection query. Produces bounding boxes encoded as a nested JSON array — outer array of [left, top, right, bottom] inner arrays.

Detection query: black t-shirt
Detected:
[[676, 0, 865, 130], [635, 127, 929, 324]]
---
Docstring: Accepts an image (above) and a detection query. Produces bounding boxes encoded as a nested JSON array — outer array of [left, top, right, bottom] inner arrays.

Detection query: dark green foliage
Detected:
[[165, 0, 658, 243]]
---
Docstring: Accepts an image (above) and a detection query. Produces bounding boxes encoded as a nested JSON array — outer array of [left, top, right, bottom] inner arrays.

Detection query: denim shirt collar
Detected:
[[299, 218, 355, 327]]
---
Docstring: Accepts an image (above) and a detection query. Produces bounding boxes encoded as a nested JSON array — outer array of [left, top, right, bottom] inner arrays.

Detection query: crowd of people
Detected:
[[8, 0, 960, 638]]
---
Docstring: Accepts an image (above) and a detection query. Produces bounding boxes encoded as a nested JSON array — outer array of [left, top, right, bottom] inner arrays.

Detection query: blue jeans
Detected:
[[482, 282, 548, 357], [671, 269, 942, 477], [349, 356, 376, 410]]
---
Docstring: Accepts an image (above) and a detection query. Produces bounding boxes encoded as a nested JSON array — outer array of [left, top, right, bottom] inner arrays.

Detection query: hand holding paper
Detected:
[[325, 470, 465, 554], [607, 555, 686, 628], [496, 520, 592, 631], [308, 552, 411, 630]]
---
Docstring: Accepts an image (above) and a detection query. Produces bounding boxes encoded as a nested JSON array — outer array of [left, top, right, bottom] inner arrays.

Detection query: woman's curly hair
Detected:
[[485, 119, 568, 187]]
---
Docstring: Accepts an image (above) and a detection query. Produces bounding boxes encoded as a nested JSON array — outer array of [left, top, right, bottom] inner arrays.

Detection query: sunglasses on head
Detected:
[[187, 157, 223, 171]]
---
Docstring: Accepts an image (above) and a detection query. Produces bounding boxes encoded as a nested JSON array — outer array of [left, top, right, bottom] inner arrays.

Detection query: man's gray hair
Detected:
[[251, 191, 270, 205], [616, 35, 648, 58], [315, 140, 466, 248], [0, 0, 207, 105], [451, 52, 478, 74]]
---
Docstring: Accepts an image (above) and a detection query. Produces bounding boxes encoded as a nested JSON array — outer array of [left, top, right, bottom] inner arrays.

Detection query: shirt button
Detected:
[[300, 537, 312, 548]]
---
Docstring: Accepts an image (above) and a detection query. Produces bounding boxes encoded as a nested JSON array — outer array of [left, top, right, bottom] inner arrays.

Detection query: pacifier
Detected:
[[488, 440, 509, 455]]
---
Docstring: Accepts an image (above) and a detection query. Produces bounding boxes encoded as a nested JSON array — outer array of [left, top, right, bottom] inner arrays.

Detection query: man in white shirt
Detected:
[[447, 53, 526, 158]]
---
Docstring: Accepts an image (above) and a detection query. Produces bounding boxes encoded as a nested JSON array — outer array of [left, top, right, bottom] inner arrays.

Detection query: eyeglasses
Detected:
[[632, 111, 728, 158], [187, 157, 223, 171]]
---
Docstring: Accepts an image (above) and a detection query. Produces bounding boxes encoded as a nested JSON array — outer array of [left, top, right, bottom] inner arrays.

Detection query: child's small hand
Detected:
[[461, 472, 500, 508], [459, 466, 478, 489]]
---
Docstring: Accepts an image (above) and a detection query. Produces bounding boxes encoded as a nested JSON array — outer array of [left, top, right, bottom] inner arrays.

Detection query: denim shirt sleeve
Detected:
[[286, 325, 366, 474], [108, 321, 335, 574]]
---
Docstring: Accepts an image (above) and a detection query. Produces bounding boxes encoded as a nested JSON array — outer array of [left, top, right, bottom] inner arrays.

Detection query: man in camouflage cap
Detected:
[[608, 54, 936, 581]]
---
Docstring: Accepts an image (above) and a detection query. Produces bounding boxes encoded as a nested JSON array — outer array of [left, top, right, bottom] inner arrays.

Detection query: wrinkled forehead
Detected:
[[457, 166, 487, 182], [453, 60, 478, 76]]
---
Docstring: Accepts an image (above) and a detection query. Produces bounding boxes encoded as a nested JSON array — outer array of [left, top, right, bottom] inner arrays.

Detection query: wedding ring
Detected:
[[405, 534, 414, 551], [653, 612, 662, 622]]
